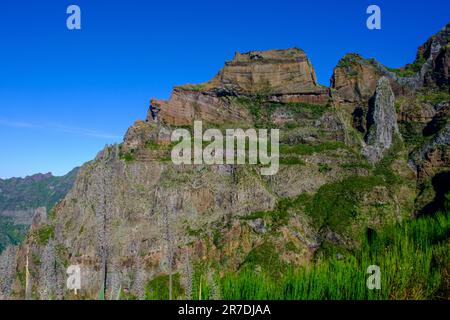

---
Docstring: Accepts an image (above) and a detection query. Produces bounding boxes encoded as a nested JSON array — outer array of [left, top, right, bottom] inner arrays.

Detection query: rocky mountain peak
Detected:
[[152, 48, 329, 126], [211, 48, 321, 95]]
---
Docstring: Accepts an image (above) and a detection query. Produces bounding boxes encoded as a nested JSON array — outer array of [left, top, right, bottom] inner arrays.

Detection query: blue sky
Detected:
[[0, 0, 449, 178]]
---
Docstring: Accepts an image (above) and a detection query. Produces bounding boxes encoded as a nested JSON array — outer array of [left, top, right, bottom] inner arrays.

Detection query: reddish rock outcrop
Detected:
[[211, 48, 325, 96], [152, 48, 329, 126], [151, 90, 252, 126]]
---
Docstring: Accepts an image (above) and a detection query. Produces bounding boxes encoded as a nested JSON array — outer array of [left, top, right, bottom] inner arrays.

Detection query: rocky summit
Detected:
[[152, 48, 329, 126], [0, 23, 449, 301]]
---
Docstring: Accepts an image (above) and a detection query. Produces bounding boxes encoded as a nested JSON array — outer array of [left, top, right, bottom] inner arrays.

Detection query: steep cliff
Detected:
[[363, 77, 400, 164]]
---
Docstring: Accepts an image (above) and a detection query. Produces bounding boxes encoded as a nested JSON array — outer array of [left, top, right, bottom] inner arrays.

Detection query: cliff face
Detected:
[[363, 77, 400, 164], [331, 23, 450, 136], [212, 48, 324, 96], [153, 48, 329, 126], [1, 24, 449, 300], [420, 23, 450, 89]]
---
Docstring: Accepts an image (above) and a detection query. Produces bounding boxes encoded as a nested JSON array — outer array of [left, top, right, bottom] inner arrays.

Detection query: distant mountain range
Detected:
[[0, 169, 78, 252]]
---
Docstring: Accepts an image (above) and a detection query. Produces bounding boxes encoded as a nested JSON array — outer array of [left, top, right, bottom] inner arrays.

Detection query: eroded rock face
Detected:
[[331, 54, 383, 104], [410, 123, 450, 180], [330, 22, 450, 134], [331, 54, 414, 133], [152, 89, 252, 126], [31, 207, 47, 229], [33, 151, 280, 297], [212, 48, 324, 96], [122, 120, 172, 154], [363, 77, 400, 164], [153, 48, 329, 126], [420, 23, 450, 89]]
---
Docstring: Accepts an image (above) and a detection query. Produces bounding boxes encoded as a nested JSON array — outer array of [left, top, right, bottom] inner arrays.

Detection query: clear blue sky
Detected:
[[0, 0, 449, 178]]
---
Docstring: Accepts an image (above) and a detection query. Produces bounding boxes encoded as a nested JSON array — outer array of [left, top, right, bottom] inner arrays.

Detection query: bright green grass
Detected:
[[220, 210, 449, 300], [144, 196, 449, 300], [279, 141, 348, 156]]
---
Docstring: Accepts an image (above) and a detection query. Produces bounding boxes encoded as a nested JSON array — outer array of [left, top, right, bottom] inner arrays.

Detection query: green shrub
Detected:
[[373, 137, 404, 185], [419, 90, 450, 105], [146, 273, 184, 300], [387, 55, 426, 78], [306, 176, 385, 233], [0, 217, 28, 252], [119, 150, 135, 162], [279, 156, 306, 165], [242, 242, 285, 278], [318, 163, 332, 173], [37, 225, 55, 245]]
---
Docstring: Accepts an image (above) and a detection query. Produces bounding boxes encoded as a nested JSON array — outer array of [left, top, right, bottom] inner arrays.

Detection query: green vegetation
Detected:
[[0, 217, 28, 252], [242, 202, 288, 227], [242, 242, 285, 278], [373, 138, 404, 185], [234, 97, 329, 127], [387, 55, 426, 78], [280, 141, 348, 156], [146, 273, 184, 300], [220, 204, 450, 300], [337, 54, 363, 78], [418, 89, 450, 105], [145, 199, 449, 300], [36, 224, 55, 245], [399, 122, 427, 147], [0, 169, 77, 212], [119, 149, 136, 162], [48, 207, 57, 221], [340, 162, 372, 170], [177, 83, 208, 92], [279, 156, 306, 165], [145, 141, 162, 150], [241, 194, 312, 231], [337, 54, 363, 69], [318, 163, 332, 173], [305, 176, 385, 233]]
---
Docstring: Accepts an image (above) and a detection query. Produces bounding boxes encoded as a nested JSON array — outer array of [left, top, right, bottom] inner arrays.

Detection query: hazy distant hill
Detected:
[[0, 169, 78, 252]]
